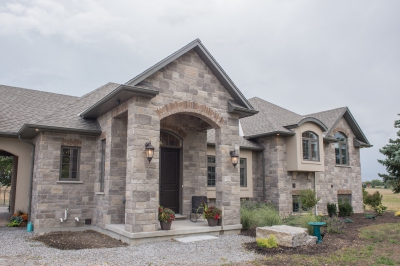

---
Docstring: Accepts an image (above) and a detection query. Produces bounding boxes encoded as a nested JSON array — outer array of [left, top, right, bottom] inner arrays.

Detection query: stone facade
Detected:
[[31, 132, 97, 231], [251, 118, 363, 216]]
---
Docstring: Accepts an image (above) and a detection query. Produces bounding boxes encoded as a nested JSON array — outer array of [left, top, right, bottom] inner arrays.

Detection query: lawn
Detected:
[[366, 188, 400, 211], [250, 214, 400, 266]]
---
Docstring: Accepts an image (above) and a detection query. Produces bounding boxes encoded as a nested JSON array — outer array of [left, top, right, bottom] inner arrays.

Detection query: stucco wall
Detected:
[[0, 137, 32, 213]]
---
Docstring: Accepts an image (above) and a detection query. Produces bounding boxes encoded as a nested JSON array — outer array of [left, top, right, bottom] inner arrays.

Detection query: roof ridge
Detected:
[[0, 84, 78, 99], [304, 106, 347, 117], [251, 97, 302, 117]]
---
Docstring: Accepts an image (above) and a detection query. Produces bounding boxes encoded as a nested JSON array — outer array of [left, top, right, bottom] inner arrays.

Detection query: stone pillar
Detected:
[[215, 119, 240, 226], [9, 156, 18, 214], [125, 99, 160, 233]]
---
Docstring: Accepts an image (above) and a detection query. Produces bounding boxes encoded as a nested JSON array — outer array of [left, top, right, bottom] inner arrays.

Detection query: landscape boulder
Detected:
[[256, 225, 317, 247]]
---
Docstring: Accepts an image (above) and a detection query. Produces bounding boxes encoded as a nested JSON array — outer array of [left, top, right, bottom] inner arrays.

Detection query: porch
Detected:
[[103, 219, 242, 245]]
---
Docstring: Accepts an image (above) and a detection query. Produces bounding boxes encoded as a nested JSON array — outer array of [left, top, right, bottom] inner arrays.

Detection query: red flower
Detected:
[[214, 213, 220, 220]]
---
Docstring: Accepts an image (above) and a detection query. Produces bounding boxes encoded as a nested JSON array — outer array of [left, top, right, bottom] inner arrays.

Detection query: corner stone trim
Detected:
[[160, 122, 187, 139], [156, 101, 225, 128], [62, 139, 82, 147]]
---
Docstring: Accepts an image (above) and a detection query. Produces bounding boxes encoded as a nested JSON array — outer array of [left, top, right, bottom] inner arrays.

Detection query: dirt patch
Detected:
[[242, 212, 400, 258], [32, 230, 128, 250]]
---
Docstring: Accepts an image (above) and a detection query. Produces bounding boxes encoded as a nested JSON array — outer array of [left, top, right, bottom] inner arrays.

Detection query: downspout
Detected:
[[314, 172, 318, 216], [18, 135, 35, 225]]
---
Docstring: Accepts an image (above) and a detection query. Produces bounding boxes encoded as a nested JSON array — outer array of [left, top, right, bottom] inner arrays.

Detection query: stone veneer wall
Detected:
[[31, 132, 96, 230], [316, 117, 363, 214], [251, 118, 363, 215]]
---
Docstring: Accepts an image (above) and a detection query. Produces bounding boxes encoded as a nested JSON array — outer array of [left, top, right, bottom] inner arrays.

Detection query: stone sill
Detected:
[[95, 192, 105, 195], [57, 181, 84, 184], [335, 165, 352, 168]]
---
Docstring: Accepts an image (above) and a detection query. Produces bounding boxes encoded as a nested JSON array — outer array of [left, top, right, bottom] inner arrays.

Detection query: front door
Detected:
[[160, 148, 180, 213]]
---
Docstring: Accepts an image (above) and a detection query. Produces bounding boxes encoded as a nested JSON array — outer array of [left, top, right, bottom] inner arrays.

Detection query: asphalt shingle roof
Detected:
[[240, 97, 303, 137], [304, 107, 347, 135], [35, 82, 120, 131], [0, 85, 77, 134], [207, 129, 263, 150]]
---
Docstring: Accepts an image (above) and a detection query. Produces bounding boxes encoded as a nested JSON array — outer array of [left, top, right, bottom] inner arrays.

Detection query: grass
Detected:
[[366, 188, 400, 211], [240, 201, 282, 229], [253, 222, 400, 266]]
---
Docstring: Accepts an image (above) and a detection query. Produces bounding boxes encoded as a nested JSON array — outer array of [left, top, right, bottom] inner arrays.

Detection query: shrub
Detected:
[[256, 235, 278, 248], [394, 211, 400, 217], [327, 202, 337, 217], [240, 200, 282, 230], [338, 203, 353, 217], [299, 213, 317, 235], [326, 216, 345, 233], [299, 190, 320, 213], [365, 191, 383, 207], [373, 204, 387, 215], [6, 211, 27, 227]]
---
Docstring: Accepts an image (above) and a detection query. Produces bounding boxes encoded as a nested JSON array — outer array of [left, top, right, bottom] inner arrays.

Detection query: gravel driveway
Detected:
[[0, 227, 260, 265]]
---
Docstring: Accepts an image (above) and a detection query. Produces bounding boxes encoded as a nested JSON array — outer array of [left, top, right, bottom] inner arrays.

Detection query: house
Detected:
[[0, 39, 371, 243]]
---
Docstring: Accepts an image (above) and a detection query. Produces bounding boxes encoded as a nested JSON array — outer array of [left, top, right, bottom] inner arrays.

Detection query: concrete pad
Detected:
[[174, 235, 218, 243]]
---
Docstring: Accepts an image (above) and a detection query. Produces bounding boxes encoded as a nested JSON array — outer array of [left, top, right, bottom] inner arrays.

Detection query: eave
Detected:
[[17, 124, 102, 139], [79, 85, 159, 119]]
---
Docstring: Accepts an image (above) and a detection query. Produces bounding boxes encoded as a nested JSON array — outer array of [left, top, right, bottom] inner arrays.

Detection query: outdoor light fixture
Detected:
[[145, 141, 155, 162], [230, 149, 239, 167]]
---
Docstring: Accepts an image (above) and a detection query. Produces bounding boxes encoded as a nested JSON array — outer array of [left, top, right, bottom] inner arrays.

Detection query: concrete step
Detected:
[[175, 214, 187, 220]]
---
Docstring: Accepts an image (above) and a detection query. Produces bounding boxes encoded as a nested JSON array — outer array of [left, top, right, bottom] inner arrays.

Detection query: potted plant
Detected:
[[200, 203, 222, 226], [158, 205, 175, 230]]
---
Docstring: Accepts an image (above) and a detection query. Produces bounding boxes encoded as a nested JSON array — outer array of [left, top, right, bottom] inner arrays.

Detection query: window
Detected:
[[100, 140, 105, 192], [160, 131, 181, 147], [302, 131, 319, 161], [60, 147, 80, 180], [292, 195, 307, 213], [240, 158, 247, 187], [207, 156, 216, 186], [334, 132, 348, 165], [338, 194, 351, 206]]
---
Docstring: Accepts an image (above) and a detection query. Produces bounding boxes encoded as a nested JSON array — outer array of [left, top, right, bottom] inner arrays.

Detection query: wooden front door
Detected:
[[160, 148, 180, 213]]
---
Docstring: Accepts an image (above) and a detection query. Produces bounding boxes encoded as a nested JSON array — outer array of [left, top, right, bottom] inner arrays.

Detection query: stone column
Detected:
[[125, 98, 160, 233], [215, 118, 240, 226]]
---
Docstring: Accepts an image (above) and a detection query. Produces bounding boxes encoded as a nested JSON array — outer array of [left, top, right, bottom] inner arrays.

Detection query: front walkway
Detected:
[[0, 206, 10, 227]]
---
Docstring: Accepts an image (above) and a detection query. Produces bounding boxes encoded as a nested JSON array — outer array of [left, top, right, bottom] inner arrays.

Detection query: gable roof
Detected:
[[305, 107, 371, 145], [0, 85, 77, 137], [125, 39, 255, 111], [240, 97, 370, 146]]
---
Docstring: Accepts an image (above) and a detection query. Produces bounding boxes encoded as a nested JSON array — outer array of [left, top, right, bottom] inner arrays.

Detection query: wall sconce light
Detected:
[[145, 141, 155, 162], [230, 149, 239, 167]]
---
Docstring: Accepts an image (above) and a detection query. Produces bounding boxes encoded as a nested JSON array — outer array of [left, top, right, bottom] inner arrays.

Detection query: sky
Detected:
[[0, 0, 399, 181]]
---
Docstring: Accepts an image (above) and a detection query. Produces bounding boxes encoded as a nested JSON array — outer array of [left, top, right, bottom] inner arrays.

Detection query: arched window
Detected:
[[302, 131, 319, 161], [160, 130, 181, 147], [334, 132, 348, 165]]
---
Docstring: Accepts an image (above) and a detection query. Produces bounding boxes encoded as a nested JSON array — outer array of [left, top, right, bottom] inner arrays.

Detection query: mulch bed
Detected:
[[32, 230, 128, 250], [242, 212, 400, 257]]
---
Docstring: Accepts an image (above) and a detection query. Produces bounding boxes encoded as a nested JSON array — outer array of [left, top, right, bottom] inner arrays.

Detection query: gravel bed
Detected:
[[0, 227, 260, 265]]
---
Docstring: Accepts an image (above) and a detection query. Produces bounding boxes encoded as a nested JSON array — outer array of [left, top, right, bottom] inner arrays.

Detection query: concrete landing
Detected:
[[104, 219, 241, 245]]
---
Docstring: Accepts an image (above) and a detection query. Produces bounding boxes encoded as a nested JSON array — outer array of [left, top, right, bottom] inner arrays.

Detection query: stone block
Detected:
[[256, 225, 317, 247]]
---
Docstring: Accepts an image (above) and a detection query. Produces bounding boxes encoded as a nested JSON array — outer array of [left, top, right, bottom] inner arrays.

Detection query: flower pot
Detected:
[[160, 221, 172, 230], [207, 218, 218, 227]]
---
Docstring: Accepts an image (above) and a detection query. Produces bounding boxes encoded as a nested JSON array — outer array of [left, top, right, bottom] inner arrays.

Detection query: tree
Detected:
[[371, 179, 384, 187], [0, 156, 12, 205], [378, 115, 400, 193], [299, 189, 320, 214]]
